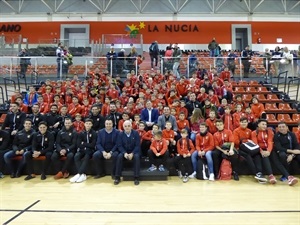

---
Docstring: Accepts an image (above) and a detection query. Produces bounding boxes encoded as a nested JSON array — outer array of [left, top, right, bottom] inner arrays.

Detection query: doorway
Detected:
[[231, 24, 252, 51], [60, 24, 90, 47]]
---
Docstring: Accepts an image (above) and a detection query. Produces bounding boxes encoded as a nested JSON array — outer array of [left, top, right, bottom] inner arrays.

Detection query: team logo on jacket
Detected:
[[69, 133, 72, 136], [45, 138, 48, 141], [97, 118, 99, 121], [17, 116, 19, 118], [36, 118, 39, 121], [27, 135, 30, 138], [89, 134, 92, 137]]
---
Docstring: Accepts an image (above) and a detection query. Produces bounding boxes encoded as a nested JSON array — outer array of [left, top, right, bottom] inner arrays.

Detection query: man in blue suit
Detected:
[[140, 100, 159, 130], [113, 120, 141, 185]]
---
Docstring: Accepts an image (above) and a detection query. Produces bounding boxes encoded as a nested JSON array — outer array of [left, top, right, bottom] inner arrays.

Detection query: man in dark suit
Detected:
[[113, 120, 141, 185], [140, 100, 159, 130], [93, 118, 119, 178]]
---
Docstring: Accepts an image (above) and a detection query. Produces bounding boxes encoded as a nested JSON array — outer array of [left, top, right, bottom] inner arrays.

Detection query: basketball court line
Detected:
[[2, 200, 40, 225]]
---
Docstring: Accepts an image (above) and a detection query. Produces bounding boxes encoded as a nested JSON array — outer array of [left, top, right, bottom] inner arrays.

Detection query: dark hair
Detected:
[[85, 118, 93, 123], [24, 118, 32, 124], [240, 117, 248, 122], [38, 121, 48, 127]]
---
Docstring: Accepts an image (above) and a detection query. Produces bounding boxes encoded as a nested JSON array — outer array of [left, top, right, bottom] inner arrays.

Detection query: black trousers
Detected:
[[242, 59, 250, 77], [141, 140, 151, 157], [114, 152, 140, 179], [277, 151, 300, 173], [51, 151, 74, 174], [0, 150, 10, 172], [92, 150, 119, 176], [173, 155, 193, 175], [212, 149, 239, 176], [24, 151, 52, 175], [74, 151, 93, 174], [150, 53, 158, 68], [147, 150, 169, 167]]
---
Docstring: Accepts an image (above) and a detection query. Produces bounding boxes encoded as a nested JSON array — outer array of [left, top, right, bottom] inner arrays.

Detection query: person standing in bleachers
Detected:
[[208, 38, 218, 57], [149, 41, 159, 70], [172, 43, 182, 79], [241, 45, 253, 78], [18, 48, 31, 79], [56, 42, 64, 79]]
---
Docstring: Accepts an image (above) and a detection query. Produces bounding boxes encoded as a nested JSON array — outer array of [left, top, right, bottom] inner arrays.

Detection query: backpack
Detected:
[[149, 43, 155, 52], [196, 159, 209, 180], [218, 159, 232, 180]]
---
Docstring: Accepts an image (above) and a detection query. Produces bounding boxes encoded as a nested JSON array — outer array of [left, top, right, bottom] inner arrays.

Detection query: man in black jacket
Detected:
[[185, 93, 202, 117], [0, 129, 10, 178], [70, 118, 97, 183], [272, 122, 299, 186], [24, 121, 55, 180], [1, 102, 26, 137], [88, 105, 105, 132], [149, 41, 159, 69], [4, 119, 33, 178], [106, 102, 121, 129], [27, 103, 45, 131], [51, 118, 77, 180], [44, 104, 61, 136]]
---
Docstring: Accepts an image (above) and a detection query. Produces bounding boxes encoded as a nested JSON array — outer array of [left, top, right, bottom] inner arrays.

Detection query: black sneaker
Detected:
[[254, 172, 267, 183], [94, 174, 105, 179], [41, 174, 47, 180], [15, 171, 21, 178], [10, 173, 16, 178], [0, 172, 4, 179], [233, 172, 239, 181], [134, 179, 140, 185], [24, 174, 36, 180], [114, 178, 120, 185]]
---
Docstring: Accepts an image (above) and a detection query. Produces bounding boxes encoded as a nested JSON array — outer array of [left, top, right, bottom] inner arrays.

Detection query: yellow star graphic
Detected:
[[139, 22, 146, 29], [128, 24, 138, 31]]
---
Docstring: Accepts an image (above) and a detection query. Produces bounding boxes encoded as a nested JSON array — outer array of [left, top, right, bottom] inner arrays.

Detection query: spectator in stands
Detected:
[[116, 49, 126, 74], [106, 46, 117, 76], [18, 48, 30, 78], [127, 46, 139, 72], [272, 122, 299, 185], [172, 43, 182, 79], [241, 45, 253, 78], [185, 92, 202, 117], [93, 118, 119, 179], [175, 128, 195, 183], [251, 119, 277, 184], [56, 42, 64, 78], [262, 48, 272, 75], [24, 121, 55, 180], [208, 37, 218, 57], [191, 122, 215, 180], [227, 50, 237, 76], [113, 120, 141, 185], [0, 130, 10, 178], [52, 118, 77, 180], [1, 102, 26, 138], [189, 108, 204, 142], [202, 98, 218, 119], [88, 104, 105, 132], [27, 103, 45, 131], [272, 46, 282, 77], [44, 104, 61, 136], [70, 118, 97, 183], [281, 46, 294, 78], [140, 100, 159, 130], [106, 102, 122, 129], [149, 41, 159, 69], [250, 96, 265, 122], [4, 119, 32, 178], [212, 119, 239, 180], [157, 106, 178, 133], [164, 46, 173, 71], [62, 46, 73, 76], [147, 130, 169, 172]]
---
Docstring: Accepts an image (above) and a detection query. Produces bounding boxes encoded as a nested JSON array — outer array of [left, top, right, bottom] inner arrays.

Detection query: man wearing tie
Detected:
[[140, 100, 159, 130]]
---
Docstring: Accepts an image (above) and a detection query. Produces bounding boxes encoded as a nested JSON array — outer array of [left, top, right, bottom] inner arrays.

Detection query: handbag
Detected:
[[240, 140, 260, 155]]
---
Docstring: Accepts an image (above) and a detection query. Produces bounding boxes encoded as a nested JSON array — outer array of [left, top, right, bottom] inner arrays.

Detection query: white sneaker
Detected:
[[76, 174, 87, 183], [209, 173, 215, 181], [189, 171, 196, 179], [69, 173, 80, 183]]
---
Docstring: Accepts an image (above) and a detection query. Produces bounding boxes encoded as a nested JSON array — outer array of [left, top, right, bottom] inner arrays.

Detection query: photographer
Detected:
[[18, 48, 31, 78]]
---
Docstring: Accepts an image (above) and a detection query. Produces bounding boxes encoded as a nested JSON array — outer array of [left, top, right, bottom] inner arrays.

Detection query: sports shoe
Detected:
[[209, 173, 215, 181], [134, 179, 140, 185], [41, 173, 47, 180], [177, 170, 183, 178], [269, 174, 277, 184], [63, 171, 70, 179], [24, 174, 36, 181], [10, 173, 16, 178], [233, 171, 239, 181], [114, 178, 120, 185], [189, 171, 196, 179], [288, 176, 298, 186], [280, 175, 288, 182], [182, 174, 189, 183], [254, 172, 268, 183], [158, 165, 165, 172], [147, 164, 157, 172], [0, 172, 4, 178], [54, 171, 63, 180], [69, 173, 80, 183], [76, 174, 87, 183]]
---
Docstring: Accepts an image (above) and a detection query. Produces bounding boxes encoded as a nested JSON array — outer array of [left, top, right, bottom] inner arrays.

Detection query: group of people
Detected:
[[56, 42, 73, 78]]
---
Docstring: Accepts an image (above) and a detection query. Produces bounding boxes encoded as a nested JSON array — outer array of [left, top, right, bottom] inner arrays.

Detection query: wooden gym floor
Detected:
[[1, 175, 300, 225]]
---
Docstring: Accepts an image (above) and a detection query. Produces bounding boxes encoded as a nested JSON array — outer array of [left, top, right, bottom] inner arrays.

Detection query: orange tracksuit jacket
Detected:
[[213, 129, 234, 147], [195, 132, 215, 152], [232, 127, 252, 149], [150, 138, 168, 155], [177, 138, 195, 155], [251, 129, 274, 152]]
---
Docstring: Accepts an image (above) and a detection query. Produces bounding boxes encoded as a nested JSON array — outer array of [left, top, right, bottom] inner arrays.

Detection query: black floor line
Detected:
[[2, 200, 40, 225], [1, 208, 299, 214]]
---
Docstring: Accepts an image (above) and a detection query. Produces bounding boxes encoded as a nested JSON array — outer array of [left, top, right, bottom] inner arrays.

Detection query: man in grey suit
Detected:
[[157, 106, 178, 133]]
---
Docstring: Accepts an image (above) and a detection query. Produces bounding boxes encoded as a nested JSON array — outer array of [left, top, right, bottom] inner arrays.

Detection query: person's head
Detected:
[[239, 117, 248, 129], [180, 100, 186, 108], [123, 120, 132, 133], [146, 100, 152, 109], [38, 121, 48, 134], [236, 104, 242, 112], [199, 122, 208, 134], [165, 121, 172, 130], [60, 105, 68, 115], [64, 118, 73, 130], [105, 119, 113, 131], [189, 93, 196, 101], [84, 118, 93, 131], [235, 94, 242, 102], [163, 106, 170, 116], [109, 103, 117, 113], [215, 119, 224, 131], [138, 122, 145, 131], [251, 97, 258, 104], [134, 114, 140, 122], [75, 113, 82, 121], [29, 86, 35, 93], [23, 119, 32, 131], [181, 128, 188, 138], [204, 98, 211, 106], [245, 106, 251, 113], [224, 106, 231, 114], [221, 98, 228, 106], [277, 122, 288, 135], [45, 85, 52, 92], [178, 112, 186, 120], [122, 112, 130, 120], [91, 105, 100, 115], [72, 96, 79, 104], [31, 103, 40, 114], [257, 119, 268, 131], [154, 130, 162, 141], [15, 97, 23, 105], [209, 110, 216, 119], [170, 108, 177, 116], [50, 104, 58, 114]]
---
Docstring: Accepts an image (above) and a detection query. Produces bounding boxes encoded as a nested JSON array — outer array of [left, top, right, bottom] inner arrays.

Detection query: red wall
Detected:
[[1, 21, 299, 44]]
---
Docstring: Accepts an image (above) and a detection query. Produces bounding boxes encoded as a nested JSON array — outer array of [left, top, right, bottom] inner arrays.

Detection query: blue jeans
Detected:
[[4, 150, 26, 173], [191, 150, 214, 174], [190, 133, 197, 142]]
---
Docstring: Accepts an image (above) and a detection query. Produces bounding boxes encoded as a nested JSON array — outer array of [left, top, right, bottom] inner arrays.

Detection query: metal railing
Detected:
[[3, 78, 16, 102], [287, 78, 300, 102]]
